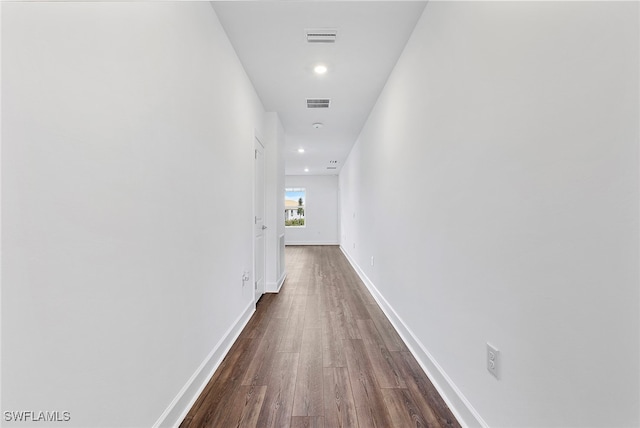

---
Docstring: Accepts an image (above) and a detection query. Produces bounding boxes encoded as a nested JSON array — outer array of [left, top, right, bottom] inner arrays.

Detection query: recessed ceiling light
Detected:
[[312, 122, 323, 129], [304, 168, 309, 172], [314, 64, 328, 75], [298, 148, 305, 153]]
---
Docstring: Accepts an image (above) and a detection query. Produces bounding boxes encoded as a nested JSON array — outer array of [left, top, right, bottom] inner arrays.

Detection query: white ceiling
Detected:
[[212, 1, 427, 176]]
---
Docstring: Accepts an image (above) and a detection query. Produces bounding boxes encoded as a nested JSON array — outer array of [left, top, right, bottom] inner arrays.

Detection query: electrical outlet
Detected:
[[242, 271, 250, 285], [487, 343, 499, 379], [370, 256, 375, 266]]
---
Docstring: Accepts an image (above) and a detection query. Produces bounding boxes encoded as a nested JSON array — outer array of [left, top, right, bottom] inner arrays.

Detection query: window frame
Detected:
[[285, 187, 306, 228]]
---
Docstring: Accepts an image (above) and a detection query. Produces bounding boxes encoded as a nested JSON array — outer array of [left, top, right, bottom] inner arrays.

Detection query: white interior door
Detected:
[[254, 138, 266, 303]]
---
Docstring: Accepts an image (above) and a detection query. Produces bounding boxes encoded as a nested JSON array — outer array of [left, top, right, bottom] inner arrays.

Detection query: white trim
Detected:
[[276, 271, 286, 292], [153, 301, 255, 428], [339, 246, 487, 428], [253, 134, 266, 303], [285, 242, 339, 246], [266, 271, 287, 293]]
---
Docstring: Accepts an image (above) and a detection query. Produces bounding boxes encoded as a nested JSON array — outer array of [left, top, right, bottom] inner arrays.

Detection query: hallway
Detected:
[[181, 246, 460, 427]]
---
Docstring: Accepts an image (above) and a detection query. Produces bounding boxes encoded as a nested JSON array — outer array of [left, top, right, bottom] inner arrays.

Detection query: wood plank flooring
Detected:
[[181, 245, 460, 428]]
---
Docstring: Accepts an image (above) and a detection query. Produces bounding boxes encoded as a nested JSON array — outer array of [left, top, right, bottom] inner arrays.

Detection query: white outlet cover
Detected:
[[487, 343, 499, 379]]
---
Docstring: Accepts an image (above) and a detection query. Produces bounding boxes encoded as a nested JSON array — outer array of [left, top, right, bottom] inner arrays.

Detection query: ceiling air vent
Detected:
[[307, 98, 331, 109], [306, 29, 337, 44]]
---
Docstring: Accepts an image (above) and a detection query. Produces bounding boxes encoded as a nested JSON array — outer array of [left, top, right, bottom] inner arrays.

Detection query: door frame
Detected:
[[253, 134, 266, 304]]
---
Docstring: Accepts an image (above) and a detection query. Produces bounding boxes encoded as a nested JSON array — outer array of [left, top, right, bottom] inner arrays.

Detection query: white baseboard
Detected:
[[339, 246, 487, 428], [276, 271, 286, 292], [266, 271, 286, 293], [153, 300, 256, 428], [284, 242, 339, 246]]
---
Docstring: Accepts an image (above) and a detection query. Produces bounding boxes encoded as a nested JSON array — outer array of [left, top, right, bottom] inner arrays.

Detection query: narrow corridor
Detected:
[[181, 246, 459, 427]]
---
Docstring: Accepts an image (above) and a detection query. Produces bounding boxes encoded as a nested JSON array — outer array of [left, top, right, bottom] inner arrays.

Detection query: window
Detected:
[[285, 188, 306, 227]]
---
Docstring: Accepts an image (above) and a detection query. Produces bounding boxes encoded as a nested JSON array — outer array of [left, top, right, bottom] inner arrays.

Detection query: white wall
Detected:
[[340, 2, 639, 427], [1, 3, 275, 427], [285, 175, 339, 245]]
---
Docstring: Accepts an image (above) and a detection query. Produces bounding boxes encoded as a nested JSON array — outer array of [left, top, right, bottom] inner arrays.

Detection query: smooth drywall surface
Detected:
[[340, 2, 639, 427], [285, 175, 339, 245], [2, 2, 267, 427]]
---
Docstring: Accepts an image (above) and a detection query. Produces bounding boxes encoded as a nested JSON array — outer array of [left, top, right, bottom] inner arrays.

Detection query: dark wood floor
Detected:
[[181, 245, 460, 428]]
